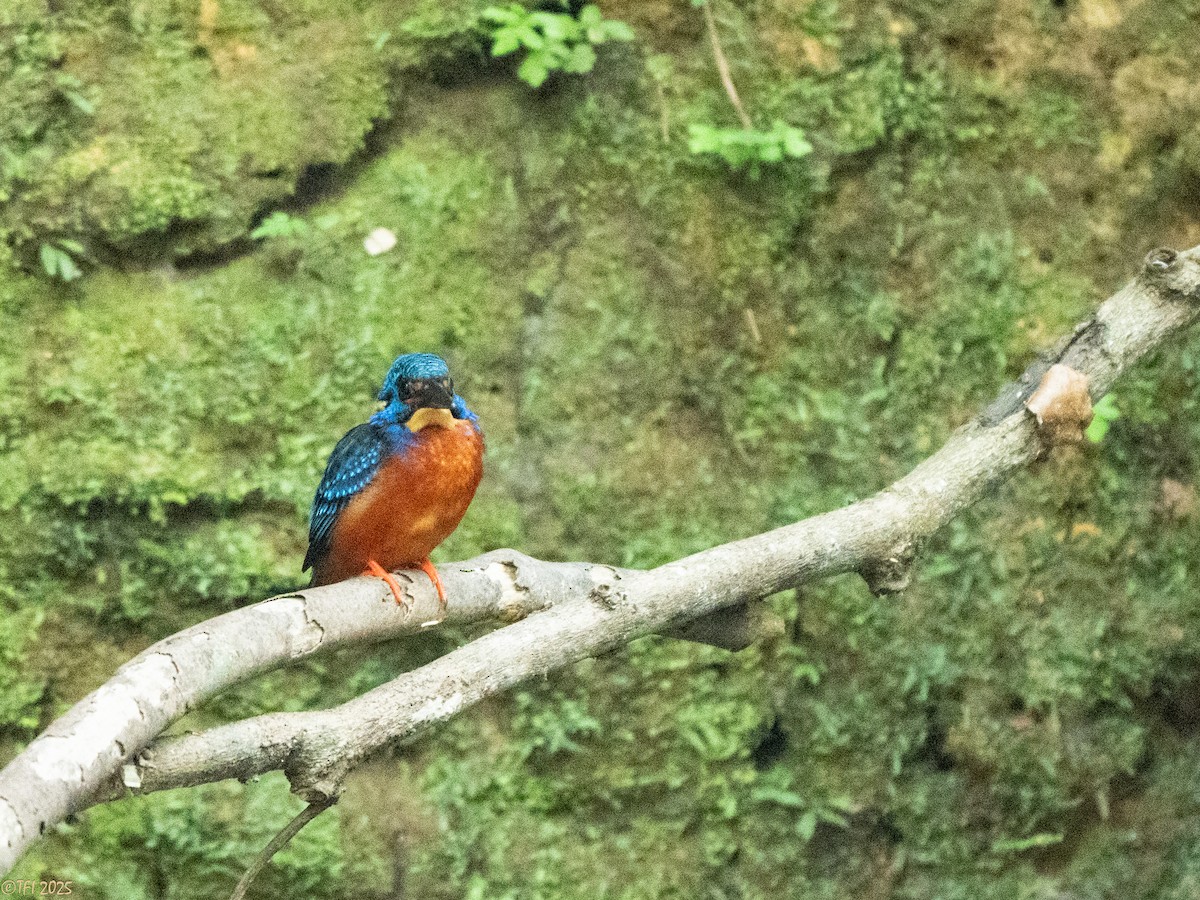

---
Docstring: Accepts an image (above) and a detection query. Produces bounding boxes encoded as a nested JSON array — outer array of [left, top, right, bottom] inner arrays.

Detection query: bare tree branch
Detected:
[[1, 246, 1198, 873], [0, 551, 611, 870]]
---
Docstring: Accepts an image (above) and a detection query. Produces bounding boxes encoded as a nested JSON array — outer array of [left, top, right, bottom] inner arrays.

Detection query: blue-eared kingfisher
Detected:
[[303, 353, 484, 609]]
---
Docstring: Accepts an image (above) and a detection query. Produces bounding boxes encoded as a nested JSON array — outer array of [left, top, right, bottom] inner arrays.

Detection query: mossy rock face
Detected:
[[0, 0, 495, 263]]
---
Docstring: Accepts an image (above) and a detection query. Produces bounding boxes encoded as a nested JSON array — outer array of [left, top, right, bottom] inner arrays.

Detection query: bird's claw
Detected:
[[419, 558, 448, 617], [364, 559, 411, 611]]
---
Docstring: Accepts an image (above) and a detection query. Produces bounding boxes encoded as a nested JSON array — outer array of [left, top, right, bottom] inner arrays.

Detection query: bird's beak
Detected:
[[407, 379, 454, 410]]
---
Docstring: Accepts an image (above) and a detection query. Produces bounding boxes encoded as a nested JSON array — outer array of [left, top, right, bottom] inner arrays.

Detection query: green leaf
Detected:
[[782, 127, 813, 157], [64, 90, 95, 115], [1085, 393, 1120, 443], [58, 256, 82, 281], [687, 123, 719, 153], [577, 5, 602, 27], [816, 807, 849, 827], [564, 43, 597, 74], [491, 28, 522, 55], [827, 795, 856, 812], [751, 786, 805, 807], [515, 24, 545, 49], [55, 73, 96, 115], [531, 11, 573, 41], [797, 810, 818, 841], [52, 246, 82, 281], [517, 55, 550, 87], [992, 833, 1064, 854], [250, 211, 309, 240], [39, 243, 57, 278]]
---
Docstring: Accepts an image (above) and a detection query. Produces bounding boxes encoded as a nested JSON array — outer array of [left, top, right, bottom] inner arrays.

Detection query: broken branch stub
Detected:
[[1024, 363, 1094, 448]]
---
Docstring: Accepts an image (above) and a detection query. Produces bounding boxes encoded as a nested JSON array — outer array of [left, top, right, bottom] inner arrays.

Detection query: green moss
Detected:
[[0, 0, 498, 262], [0, 608, 46, 739]]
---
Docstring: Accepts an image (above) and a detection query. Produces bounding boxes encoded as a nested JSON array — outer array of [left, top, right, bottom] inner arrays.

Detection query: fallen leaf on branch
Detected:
[[1025, 364, 1094, 446]]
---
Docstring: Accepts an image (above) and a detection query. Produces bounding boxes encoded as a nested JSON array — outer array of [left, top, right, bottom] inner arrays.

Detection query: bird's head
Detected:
[[374, 353, 459, 425]]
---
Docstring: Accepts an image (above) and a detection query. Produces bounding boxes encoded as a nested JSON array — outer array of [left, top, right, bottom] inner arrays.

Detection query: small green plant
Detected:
[[1085, 393, 1120, 443], [482, 3, 634, 88], [54, 73, 95, 115], [687, 120, 813, 176], [250, 211, 310, 240], [749, 769, 856, 842], [39, 239, 85, 281], [991, 832, 1064, 854]]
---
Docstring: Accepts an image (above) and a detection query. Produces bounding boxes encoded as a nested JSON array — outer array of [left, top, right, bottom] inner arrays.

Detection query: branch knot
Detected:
[[1141, 246, 1200, 304], [1024, 364, 1094, 449], [586, 566, 626, 609], [1145, 247, 1177, 271], [860, 544, 915, 596]]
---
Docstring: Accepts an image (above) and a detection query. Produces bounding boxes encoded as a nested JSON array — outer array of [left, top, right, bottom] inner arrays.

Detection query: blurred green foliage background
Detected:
[[3, 0, 1200, 896]]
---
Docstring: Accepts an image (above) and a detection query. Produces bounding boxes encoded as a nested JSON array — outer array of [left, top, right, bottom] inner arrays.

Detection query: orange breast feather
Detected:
[[312, 417, 483, 586]]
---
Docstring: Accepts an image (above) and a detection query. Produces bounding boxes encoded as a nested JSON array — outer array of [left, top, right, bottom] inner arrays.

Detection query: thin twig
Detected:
[[702, 0, 752, 129], [230, 798, 335, 900]]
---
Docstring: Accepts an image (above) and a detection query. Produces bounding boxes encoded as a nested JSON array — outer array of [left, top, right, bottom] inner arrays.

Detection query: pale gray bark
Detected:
[[1, 246, 1198, 873]]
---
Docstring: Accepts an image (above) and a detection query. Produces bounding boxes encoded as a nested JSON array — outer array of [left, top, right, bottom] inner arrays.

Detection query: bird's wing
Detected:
[[303, 423, 389, 574]]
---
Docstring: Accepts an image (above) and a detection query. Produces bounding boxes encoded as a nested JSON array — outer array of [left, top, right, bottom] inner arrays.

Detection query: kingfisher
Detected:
[[303, 353, 484, 610]]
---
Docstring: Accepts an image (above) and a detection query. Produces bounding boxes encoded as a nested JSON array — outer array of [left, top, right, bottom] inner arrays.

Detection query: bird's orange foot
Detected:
[[364, 559, 410, 610], [419, 558, 447, 611]]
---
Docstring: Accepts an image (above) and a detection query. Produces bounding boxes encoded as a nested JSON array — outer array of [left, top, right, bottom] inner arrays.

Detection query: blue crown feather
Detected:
[[377, 353, 451, 402]]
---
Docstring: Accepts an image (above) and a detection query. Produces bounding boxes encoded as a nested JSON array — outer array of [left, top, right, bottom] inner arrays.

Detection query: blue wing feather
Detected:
[[303, 423, 390, 575]]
